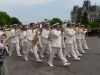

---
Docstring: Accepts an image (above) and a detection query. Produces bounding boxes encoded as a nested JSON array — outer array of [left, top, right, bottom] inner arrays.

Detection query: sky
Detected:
[[0, 0, 100, 24]]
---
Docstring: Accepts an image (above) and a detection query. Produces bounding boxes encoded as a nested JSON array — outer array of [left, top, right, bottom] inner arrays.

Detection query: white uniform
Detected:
[[24, 29, 41, 61], [21, 30, 27, 53], [6, 30, 11, 52], [0, 30, 4, 42], [76, 27, 86, 53], [32, 29, 41, 52], [9, 28, 21, 56], [73, 29, 82, 56], [40, 28, 50, 57], [64, 27, 80, 60], [19, 30, 23, 51], [0, 31, 8, 52], [48, 29, 69, 66], [81, 29, 89, 50]]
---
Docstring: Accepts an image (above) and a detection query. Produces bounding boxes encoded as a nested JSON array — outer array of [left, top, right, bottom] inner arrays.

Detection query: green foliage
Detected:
[[50, 18, 63, 26], [0, 11, 22, 27], [88, 20, 100, 28], [11, 17, 22, 25]]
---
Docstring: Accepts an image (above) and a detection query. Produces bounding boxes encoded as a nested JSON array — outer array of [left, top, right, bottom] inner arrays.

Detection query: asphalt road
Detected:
[[5, 37, 100, 75]]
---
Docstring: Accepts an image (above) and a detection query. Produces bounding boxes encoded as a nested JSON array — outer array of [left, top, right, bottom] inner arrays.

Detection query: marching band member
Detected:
[[21, 26, 27, 54], [5, 27, 12, 54], [18, 26, 23, 51], [48, 23, 70, 67], [63, 23, 80, 60], [24, 24, 41, 61], [0, 28, 4, 42], [8, 26, 22, 56], [72, 24, 83, 57], [40, 23, 51, 57], [81, 25, 89, 50], [0, 28, 8, 54], [75, 24, 86, 54]]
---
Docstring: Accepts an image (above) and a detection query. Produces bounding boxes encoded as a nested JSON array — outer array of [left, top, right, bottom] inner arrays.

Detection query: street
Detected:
[[5, 37, 100, 75]]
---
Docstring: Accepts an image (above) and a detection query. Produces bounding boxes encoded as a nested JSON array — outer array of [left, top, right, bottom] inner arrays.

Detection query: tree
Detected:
[[89, 20, 100, 28], [0, 11, 22, 27], [0, 11, 12, 26], [50, 18, 63, 26], [11, 17, 22, 25]]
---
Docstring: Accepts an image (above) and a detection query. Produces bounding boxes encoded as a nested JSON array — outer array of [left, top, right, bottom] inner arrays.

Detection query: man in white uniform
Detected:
[[48, 23, 70, 67], [64, 23, 80, 60], [81, 25, 89, 50], [0, 28, 4, 42], [40, 24, 51, 57], [72, 24, 83, 57], [75, 25, 86, 54], [9, 26, 22, 56], [24, 25, 41, 62], [21, 26, 27, 54]]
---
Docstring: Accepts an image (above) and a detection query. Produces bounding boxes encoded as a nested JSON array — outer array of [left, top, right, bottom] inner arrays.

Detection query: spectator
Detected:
[[0, 43, 9, 75]]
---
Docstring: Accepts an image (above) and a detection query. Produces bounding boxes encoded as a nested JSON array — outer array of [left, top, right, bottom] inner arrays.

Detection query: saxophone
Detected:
[[48, 27, 52, 41], [32, 29, 39, 45]]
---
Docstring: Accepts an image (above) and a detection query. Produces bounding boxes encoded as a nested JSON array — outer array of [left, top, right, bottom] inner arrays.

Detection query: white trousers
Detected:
[[9, 43, 21, 56], [48, 47, 68, 65], [81, 39, 89, 49], [64, 43, 78, 59], [22, 42, 27, 53], [76, 39, 85, 53], [24, 42, 40, 61], [73, 40, 81, 56], [40, 41, 51, 56], [19, 39, 23, 51]]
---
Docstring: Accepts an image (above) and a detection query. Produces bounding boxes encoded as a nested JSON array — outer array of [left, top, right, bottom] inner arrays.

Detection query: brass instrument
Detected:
[[48, 26, 52, 41], [32, 28, 40, 45], [60, 27, 64, 36]]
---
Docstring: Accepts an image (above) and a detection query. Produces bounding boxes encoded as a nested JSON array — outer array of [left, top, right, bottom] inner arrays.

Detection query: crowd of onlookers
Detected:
[[86, 28, 100, 38]]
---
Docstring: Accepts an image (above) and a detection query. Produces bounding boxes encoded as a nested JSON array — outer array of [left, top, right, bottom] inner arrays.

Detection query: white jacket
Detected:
[[75, 27, 82, 40], [64, 28, 75, 44], [9, 29, 17, 43], [81, 30, 87, 40], [21, 31, 27, 42], [51, 29, 62, 48], [26, 29, 34, 41], [41, 29, 50, 39], [41, 29, 50, 44]]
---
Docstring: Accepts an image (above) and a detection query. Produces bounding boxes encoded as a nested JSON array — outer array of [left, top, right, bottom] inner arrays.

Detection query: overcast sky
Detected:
[[0, 0, 100, 24]]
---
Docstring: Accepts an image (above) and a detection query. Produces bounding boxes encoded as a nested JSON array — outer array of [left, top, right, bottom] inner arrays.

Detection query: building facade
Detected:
[[71, 0, 100, 23]]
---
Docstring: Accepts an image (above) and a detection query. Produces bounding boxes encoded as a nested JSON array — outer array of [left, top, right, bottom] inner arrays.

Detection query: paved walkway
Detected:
[[5, 37, 100, 75]]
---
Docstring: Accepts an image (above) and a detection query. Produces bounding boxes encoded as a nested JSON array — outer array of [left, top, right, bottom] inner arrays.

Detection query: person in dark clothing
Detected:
[[0, 42, 9, 75]]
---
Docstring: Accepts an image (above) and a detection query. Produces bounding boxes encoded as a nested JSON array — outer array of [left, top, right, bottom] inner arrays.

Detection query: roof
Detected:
[[71, 6, 79, 14], [83, 0, 91, 10], [89, 6, 97, 12]]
